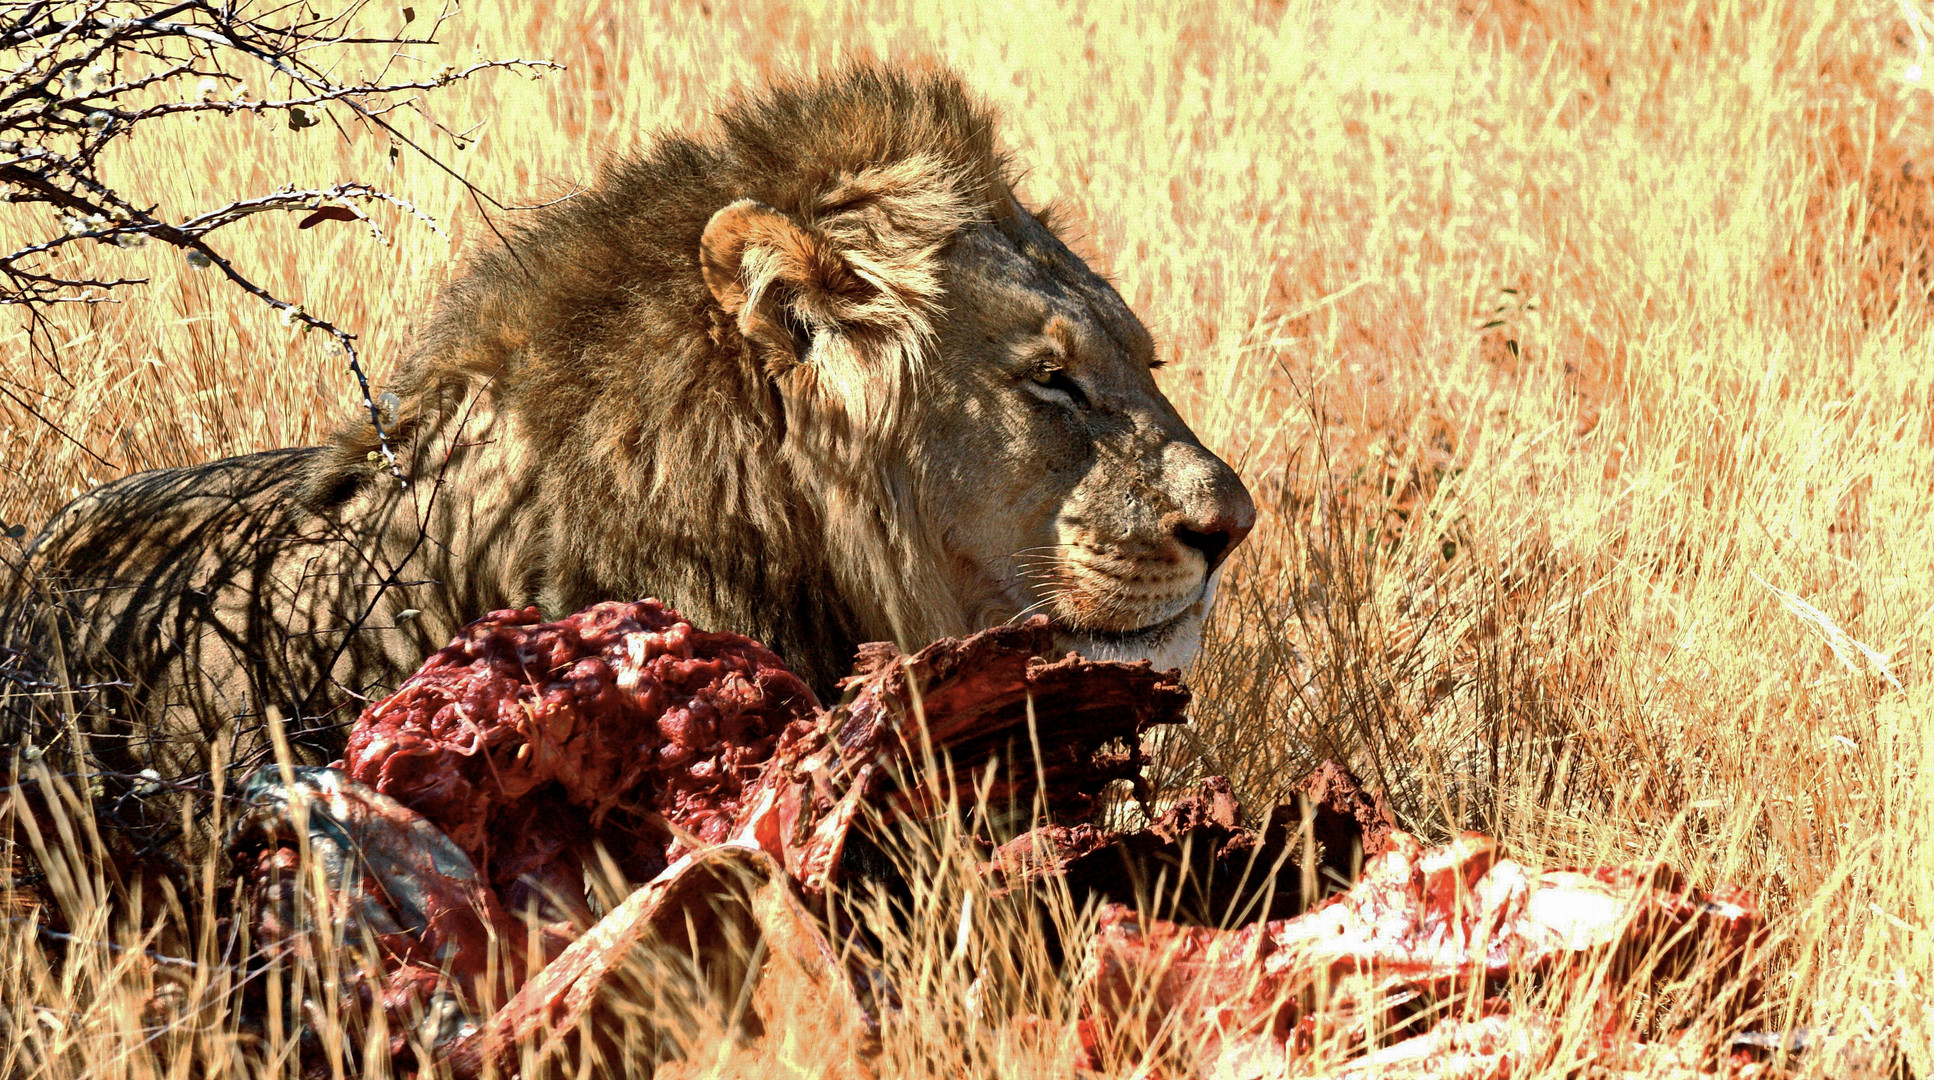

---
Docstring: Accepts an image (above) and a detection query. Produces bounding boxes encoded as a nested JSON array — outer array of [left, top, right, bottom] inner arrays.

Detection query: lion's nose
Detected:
[[1171, 480, 1256, 574]]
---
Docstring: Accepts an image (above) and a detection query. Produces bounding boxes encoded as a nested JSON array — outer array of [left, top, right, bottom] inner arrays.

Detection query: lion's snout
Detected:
[[1165, 474, 1256, 576], [1157, 436, 1257, 577], [1041, 442, 1256, 645]]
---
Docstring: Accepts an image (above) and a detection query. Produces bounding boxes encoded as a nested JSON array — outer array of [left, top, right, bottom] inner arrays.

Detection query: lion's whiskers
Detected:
[[1004, 544, 1084, 625], [1004, 595, 1061, 626]]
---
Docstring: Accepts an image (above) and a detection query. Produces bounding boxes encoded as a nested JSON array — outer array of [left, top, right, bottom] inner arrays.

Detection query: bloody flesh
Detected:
[[823, 622, 1192, 820], [338, 601, 820, 914]]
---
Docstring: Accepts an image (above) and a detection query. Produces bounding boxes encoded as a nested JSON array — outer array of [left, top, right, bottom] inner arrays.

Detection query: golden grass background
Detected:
[[4, 0, 1933, 1075]]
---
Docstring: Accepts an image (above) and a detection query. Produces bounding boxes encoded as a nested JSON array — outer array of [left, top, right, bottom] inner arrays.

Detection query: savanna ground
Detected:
[[3, 0, 1932, 1077]]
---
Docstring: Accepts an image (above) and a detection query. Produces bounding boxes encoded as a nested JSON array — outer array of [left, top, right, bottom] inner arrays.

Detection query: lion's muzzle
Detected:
[[1042, 440, 1255, 671]]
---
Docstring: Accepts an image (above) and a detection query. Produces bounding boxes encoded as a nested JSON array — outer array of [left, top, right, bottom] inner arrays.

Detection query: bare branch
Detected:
[[0, 0, 560, 485]]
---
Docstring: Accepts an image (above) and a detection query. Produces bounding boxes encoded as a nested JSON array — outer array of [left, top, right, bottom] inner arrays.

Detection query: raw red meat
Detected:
[[337, 600, 820, 916]]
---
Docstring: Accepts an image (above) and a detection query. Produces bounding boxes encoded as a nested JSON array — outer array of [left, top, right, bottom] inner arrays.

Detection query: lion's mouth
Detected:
[[1056, 606, 1192, 652], [1043, 571, 1220, 670]]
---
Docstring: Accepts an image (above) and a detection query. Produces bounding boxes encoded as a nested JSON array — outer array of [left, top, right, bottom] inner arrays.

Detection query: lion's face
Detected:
[[916, 216, 1255, 671], [696, 129, 1252, 676]]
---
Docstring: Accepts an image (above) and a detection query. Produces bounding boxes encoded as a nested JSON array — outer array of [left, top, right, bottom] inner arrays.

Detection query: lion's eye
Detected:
[[1028, 365, 1088, 407]]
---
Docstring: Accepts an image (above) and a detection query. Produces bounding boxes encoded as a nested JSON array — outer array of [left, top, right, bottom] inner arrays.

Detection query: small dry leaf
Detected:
[[298, 206, 361, 229]]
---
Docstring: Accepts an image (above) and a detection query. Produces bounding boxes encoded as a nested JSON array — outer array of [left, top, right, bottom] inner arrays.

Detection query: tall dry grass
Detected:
[[4, 0, 1932, 1076]]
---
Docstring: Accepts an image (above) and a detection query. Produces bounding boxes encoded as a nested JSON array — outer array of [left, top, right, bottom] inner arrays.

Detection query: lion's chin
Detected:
[[1049, 569, 1222, 675], [1055, 613, 1204, 674]]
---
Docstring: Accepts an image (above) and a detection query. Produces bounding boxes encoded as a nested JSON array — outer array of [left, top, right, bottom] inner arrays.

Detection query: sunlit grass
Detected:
[[5, 0, 1933, 1076]]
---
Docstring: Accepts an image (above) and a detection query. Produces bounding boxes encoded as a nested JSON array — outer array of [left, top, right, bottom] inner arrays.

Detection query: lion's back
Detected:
[[27, 447, 323, 661], [7, 448, 402, 866]]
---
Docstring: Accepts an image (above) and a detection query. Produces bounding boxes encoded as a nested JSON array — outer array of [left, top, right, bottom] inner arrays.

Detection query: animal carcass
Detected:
[[230, 601, 1770, 1078]]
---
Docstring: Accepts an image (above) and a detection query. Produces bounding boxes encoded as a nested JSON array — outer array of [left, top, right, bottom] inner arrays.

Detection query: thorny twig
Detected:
[[0, 0, 559, 482]]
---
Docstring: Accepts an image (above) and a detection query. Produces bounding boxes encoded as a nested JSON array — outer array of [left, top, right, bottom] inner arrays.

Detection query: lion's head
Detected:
[[312, 63, 1254, 697]]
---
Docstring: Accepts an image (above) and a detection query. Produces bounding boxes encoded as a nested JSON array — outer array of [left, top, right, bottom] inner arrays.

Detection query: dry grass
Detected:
[[5, 0, 1934, 1076]]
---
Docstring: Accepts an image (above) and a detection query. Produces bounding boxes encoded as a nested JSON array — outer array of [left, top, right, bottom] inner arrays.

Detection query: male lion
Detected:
[[6, 64, 1252, 867]]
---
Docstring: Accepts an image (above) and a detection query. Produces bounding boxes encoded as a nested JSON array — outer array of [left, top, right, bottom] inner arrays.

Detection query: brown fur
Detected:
[[5, 63, 1254, 872]]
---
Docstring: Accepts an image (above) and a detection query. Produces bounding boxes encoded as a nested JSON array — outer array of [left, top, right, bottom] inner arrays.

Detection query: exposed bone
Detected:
[[442, 844, 831, 1078], [1077, 830, 1765, 1078]]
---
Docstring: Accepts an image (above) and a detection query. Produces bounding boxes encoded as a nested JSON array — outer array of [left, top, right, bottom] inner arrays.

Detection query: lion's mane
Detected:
[[308, 64, 1041, 694]]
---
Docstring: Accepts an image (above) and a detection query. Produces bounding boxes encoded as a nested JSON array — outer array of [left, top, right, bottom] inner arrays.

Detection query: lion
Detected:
[[5, 63, 1253, 870]]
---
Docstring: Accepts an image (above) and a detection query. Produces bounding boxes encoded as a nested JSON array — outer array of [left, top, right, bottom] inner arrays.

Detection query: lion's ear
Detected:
[[701, 199, 869, 373], [699, 199, 792, 316], [702, 193, 943, 429]]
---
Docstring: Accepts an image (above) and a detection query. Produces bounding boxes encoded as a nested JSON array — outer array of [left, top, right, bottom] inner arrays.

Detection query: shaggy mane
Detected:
[[304, 63, 1057, 693]]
